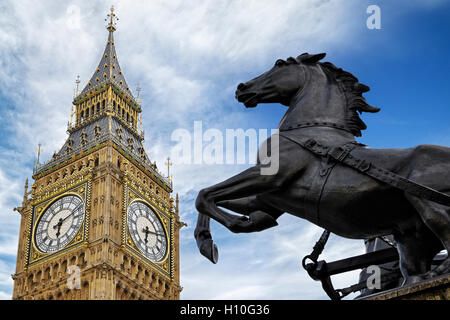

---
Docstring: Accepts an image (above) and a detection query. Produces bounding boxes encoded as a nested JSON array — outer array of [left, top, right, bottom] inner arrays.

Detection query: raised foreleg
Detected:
[[195, 214, 219, 263], [195, 163, 294, 232], [194, 135, 306, 262], [194, 196, 283, 263]]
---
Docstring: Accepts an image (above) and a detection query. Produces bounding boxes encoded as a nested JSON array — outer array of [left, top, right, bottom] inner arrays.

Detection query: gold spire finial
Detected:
[[75, 75, 80, 96], [106, 5, 118, 32], [71, 75, 80, 126], [136, 84, 143, 133], [136, 84, 141, 102], [165, 157, 173, 178], [35, 143, 43, 171]]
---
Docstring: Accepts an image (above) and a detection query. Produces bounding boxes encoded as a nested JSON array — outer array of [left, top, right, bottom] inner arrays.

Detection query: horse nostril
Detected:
[[237, 83, 247, 91]]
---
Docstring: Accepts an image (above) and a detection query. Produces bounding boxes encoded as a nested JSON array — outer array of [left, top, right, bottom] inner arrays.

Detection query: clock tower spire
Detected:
[[12, 8, 184, 300]]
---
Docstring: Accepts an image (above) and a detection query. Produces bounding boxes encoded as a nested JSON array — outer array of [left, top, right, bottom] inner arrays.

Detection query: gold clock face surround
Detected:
[[34, 194, 85, 253], [127, 200, 168, 262]]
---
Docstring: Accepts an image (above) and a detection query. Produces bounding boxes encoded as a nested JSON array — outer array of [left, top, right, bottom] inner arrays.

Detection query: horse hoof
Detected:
[[199, 239, 219, 264], [229, 211, 279, 233], [423, 258, 450, 279], [249, 211, 279, 232], [402, 275, 423, 286]]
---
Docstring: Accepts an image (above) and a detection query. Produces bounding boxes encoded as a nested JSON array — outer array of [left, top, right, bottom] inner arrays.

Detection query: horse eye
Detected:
[[275, 59, 285, 67]]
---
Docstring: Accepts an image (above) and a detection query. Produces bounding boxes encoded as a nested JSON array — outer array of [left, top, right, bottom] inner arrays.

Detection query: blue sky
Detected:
[[0, 0, 449, 300]]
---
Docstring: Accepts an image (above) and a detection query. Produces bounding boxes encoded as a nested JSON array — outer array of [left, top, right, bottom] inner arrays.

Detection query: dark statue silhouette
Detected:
[[194, 53, 450, 290]]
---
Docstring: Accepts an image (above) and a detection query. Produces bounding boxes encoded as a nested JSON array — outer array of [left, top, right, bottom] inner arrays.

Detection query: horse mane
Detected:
[[318, 61, 380, 137]]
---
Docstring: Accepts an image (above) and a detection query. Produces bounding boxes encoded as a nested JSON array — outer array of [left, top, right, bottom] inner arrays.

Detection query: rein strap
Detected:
[[279, 134, 450, 207]]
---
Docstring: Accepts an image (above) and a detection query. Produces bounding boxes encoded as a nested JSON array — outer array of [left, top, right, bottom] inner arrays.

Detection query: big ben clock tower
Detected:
[[12, 7, 184, 300]]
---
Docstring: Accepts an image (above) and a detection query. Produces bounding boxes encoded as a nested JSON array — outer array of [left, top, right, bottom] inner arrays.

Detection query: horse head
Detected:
[[236, 52, 380, 137], [235, 53, 326, 108]]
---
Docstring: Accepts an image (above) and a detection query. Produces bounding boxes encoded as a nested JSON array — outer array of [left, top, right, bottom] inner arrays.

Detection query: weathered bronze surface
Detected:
[[194, 53, 450, 290]]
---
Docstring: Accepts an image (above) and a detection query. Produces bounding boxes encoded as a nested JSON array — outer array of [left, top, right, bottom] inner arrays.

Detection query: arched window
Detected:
[[80, 110, 84, 122], [27, 274, 33, 288], [62, 260, 67, 273], [52, 263, 59, 278], [96, 102, 100, 113], [102, 100, 105, 110], [44, 267, 51, 280], [85, 108, 89, 118], [113, 101, 116, 112]]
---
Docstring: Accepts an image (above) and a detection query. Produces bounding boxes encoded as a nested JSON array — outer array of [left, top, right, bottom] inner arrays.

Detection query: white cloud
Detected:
[[0, 257, 14, 300]]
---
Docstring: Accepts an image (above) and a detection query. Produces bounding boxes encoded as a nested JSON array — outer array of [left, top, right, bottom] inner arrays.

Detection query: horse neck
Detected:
[[279, 64, 352, 139]]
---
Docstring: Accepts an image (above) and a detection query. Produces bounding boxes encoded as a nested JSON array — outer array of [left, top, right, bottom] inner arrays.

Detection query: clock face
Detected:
[[34, 194, 85, 253], [127, 200, 168, 262]]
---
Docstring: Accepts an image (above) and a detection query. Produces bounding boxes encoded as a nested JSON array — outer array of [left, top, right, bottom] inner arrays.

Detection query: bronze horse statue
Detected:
[[194, 53, 450, 286]]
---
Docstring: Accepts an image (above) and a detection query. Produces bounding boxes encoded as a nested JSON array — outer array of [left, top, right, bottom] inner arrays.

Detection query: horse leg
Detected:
[[194, 196, 283, 263], [196, 134, 300, 228], [194, 165, 280, 263], [394, 222, 441, 285], [195, 135, 304, 262], [194, 165, 287, 264], [404, 193, 450, 278], [217, 196, 284, 232], [194, 214, 219, 264], [195, 161, 297, 231]]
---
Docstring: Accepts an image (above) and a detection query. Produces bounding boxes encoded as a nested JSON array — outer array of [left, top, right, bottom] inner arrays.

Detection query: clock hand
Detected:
[[59, 211, 74, 223], [148, 230, 165, 236], [53, 212, 73, 237], [143, 226, 150, 243], [54, 218, 63, 237], [56, 225, 62, 237], [53, 207, 79, 230], [142, 228, 164, 236], [142, 227, 164, 244], [60, 202, 83, 223], [53, 218, 63, 230]]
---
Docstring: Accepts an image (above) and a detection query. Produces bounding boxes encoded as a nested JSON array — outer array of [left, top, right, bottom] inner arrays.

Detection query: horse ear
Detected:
[[361, 104, 381, 113], [354, 82, 370, 93], [297, 53, 326, 64]]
